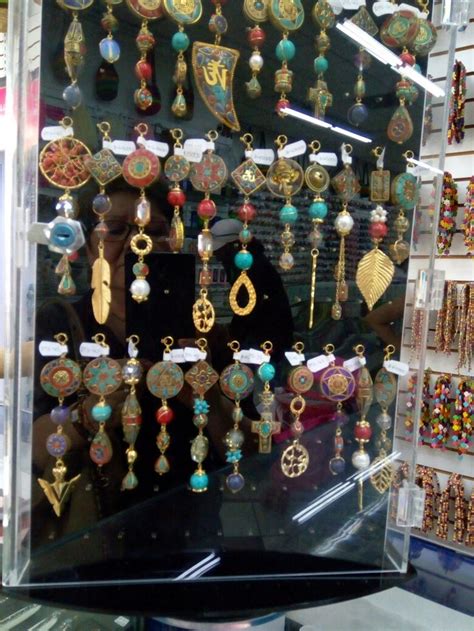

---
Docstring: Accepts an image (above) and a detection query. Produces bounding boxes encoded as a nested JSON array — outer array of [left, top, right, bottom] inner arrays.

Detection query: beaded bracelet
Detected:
[[437, 172, 458, 255], [463, 177, 474, 256], [431, 374, 452, 449], [448, 60, 466, 145], [451, 378, 473, 456]]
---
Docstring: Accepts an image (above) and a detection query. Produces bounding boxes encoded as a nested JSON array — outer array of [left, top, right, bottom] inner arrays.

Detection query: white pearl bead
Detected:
[[249, 53, 264, 71], [130, 279, 150, 298], [335, 213, 354, 235], [352, 449, 370, 470]]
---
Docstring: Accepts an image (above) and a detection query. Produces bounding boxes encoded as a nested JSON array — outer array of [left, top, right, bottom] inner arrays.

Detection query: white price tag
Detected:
[[252, 148, 275, 165], [327, 0, 344, 14], [399, 3, 421, 17], [285, 351, 305, 366], [342, 0, 365, 9], [307, 354, 334, 373], [244, 150, 253, 159], [384, 359, 409, 376], [103, 139, 136, 156], [174, 146, 184, 156], [405, 161, 416, 174], [28, 222, 49, 245], [169, 348, 186, 363], [184, 347, 207, 361], [136, 136, 169, 158], [183, 138, 207, 163], [79, 342, 110, 358], [39, 341, 68, 357], [372, 1, 396, 16], [343, 355, 366, 372], [341, 143, 352, 165], [281, 140, 307, 159], [376, 147, 386, 170], [127, 339, 138, 359], [314, 152, 338, 167], [239, 349, 269, 364], [205, 141, 215, 151], [41, 125, 74, 141], [410, 164, 431, 177], [114, 616, 131, 628]]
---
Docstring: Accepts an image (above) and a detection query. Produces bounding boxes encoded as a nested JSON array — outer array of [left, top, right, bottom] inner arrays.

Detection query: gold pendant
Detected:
[[229, 271, 256, 316], [192, 288, 215, 333], [38, 460, 81, 518], [356, 247, 394, 311], [370, 169, 390, 202], [370, 455, 394, 494], [91, 242, 111, 324], [169, 213, 185, 252], [281, 441, 309, 478]]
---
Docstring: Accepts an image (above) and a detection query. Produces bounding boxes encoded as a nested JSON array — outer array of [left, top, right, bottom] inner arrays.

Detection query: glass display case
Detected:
[[2, 0, 463, 614]]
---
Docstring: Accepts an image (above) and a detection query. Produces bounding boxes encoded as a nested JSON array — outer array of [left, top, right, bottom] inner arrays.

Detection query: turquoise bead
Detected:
[[280, 203, 298, 224], [91, 403, 112, 422], [234, 250, 253, 270], [275, 39, 295, 62], [239, 228, 251, 244], [258, 362, 275, 382], [172, 31, 190, 52], [314, 56, 328, 74], [309, 200, 328, 220], [190, 470, 208, 492]]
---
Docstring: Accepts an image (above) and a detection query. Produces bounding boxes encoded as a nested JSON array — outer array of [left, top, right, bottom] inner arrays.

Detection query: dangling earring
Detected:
[[121, 335, 143, 491], [229, 133, 266, 316], [39, 116, 91, 295], [83, 334, 123, 469], [146, 336, 185, 477], [164, 128, 190, 253], [61, 0, 93, 110], [352, 344, 374, 509], [251, 341, 281, 454], [38, 333, 82, 516], [184, 339, 219, 492], [370, 146, 390, 204], [266, 134, 304, 271], [389, 154, 420, 265], [308, 0, 334, 119], [84, 121, 122, 324], [243, 0, 268, 99], [219, 341, 255, 493], [305, 140, 329, 329], [98, 1, 121, 101], [122, 123, 161, 303]]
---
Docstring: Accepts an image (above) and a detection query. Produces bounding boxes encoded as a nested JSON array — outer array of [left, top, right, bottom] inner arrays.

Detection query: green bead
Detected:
[[276, 39, 295, 62], [309, 200, 328, 220], [280, 203, 298, 224], [314, 56, 328, 74], [91, 402, 112, 422], [239, 228, 252, 244], [258, 362, 275, 382], [172, 31, 190, 52], [234, 250, 253, 270]]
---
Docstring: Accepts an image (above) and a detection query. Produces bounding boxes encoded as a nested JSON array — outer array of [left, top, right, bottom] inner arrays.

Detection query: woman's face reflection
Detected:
[[86, 190, 170, 335]]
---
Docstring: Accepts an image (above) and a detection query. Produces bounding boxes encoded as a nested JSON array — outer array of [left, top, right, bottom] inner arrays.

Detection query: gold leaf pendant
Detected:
[[370, 456, 394, 494], [38, 461, 81, 517], [356, 247, 394, 311], [91, 244, 111, 324], [229, 272, 256, 316]]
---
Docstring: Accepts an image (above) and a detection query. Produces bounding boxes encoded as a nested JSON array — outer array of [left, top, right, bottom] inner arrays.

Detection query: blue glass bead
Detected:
[[309, 200, 328, 220], [347, 102, 369, 126], [279, 203, 298, 224], [258, 362, 275, 382], [275, 39, 295, 62], [50, 222, 76, 248], [62, 83, 82, 109], [92, 193, 112, 216], [46, 432, 68, 457], [239, 228, 252, 244], [190, 470, 208, 492], [314, 56, 328, 74], [234, 250, 253, 271], [99, 37, 121, 64], [172, 31, 190, 52], [91, 402, 112, 422], [329, 457, 346, 475], [226, 472, 245, 493], [50, 405, 70, 425]]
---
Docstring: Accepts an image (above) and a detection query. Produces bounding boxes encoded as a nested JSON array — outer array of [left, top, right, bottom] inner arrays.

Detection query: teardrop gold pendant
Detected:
[[229, 271, 256, 316]]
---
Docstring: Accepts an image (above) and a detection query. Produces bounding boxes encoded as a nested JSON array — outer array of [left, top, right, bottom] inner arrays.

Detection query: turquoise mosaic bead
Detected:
[[309, 200, 328, 220]]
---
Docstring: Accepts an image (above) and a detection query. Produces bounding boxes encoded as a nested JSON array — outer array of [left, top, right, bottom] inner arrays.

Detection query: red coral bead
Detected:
[[238, 202, 256, 223], [276, 98, 290, 116], [135, 60, 152, 82], [354, 424, 372, 440], [248, 27, 266, 48], [400, 51, 416, 66], [197, 198, 217, 220], [369, 222, 388, 239], [156, 406, 174, 425], [167, 188, 186, 207]]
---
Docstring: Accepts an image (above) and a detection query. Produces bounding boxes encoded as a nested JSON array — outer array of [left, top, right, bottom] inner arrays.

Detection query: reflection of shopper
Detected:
[[211, 219, 294, 368], [363, 294, 405, 349]]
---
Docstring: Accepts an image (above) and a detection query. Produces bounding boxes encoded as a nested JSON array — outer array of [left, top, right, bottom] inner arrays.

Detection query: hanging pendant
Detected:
[[387, 104, 414, 144]]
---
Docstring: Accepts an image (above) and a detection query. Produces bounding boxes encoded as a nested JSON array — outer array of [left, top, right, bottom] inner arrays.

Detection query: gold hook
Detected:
[[403, 150, 415, 161], [170, 128, 183, 147], [134, 123, 149, 137], [260, 341, 273, 354], [60, 116, 73, 129], [353, 344, 365, 356], [344, 143, 353, 155], [309, 140, 321, 153], [275, 134, 288, 149], [97, 121, 112, 141], [92, 333, 107, 347], [227, 340, 240, 353], [372, 146, 383, 159], [290, 394, 306, 416], [323, 343, 335, 355], [293, 341, 304, 353], [240, 133, 253, 150], [161, 336, 174, 353], [384, 344, 396, 360], [54, 332, 69, 345], [206, 130, 218, 142], [127, 334, 140, 346], [196, 338, 208, 352]]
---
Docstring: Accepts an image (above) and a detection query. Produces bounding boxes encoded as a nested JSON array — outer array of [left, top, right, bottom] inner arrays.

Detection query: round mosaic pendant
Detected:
[[123, 147, 161, 189], [380, 11, 420, 49], [320, 365, 356, 402], [269, 0, 304, 32], [46, 432, 68, 458], [391, 173, 419, 211], [164, 154, 190, 183], [243, 0, 269, 23], [163, 0, 202, 25], [83, 357, 122, 396], [305, 163, 330, 194], [411, 19, 437, 57], [266, 158, 304, 198], [126, 0, 163, 20], [40, 358, 81, 399], [146, 361, 184, 400], [189, 153, 228, 193], [287, 365, 314, 394], [219, 363, 255, 401], [39, 138, 92, 190]]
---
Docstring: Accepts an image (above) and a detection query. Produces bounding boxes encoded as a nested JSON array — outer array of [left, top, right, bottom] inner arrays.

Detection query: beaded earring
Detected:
[[305, 140, 329, 329], [121, 335, 143, 491], [219, 341, 255, 493], [38, 333, 82, 517], [370, 146, 390, 204], [146, 336, 185, 477], [39, 117, 91, 295], [251, 341, 281, 455], [98, 1, 121, 74], [61, 0, 93, 110], [308, 0, 335, 119], [122, 123, 161, 303], [164, 128, 190, 253], [82, 334, 123, 468], [389, 158, 419, 265], [431, 374, 452, 449], [229, 133, 266, 316], [185, 339, 218, 493], [243, 0, 268, 99], [266, 135, 304, 272]]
